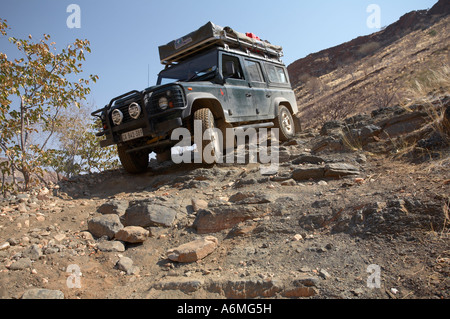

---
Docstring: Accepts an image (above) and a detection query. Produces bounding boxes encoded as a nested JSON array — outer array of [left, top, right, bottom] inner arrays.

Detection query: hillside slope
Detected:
[[288, 0, 450, 129]]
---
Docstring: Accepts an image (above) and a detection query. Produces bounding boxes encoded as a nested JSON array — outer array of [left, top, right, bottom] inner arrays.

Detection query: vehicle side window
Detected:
[[222, 54, 244, 80], [266, 64, 288, 84], [244, 60, 264, 83]]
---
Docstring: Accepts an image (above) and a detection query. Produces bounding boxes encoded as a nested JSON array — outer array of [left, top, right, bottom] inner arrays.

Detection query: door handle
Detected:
[[246, 93, 252, 97], [266, 94, 272, 98]]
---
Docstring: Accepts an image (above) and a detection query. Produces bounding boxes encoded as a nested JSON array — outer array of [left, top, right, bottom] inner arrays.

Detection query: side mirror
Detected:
[[224, 61, 236, 79]]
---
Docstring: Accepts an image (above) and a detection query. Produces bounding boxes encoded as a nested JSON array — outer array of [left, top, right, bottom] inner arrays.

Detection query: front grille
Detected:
[[149, 86, 186, 112]]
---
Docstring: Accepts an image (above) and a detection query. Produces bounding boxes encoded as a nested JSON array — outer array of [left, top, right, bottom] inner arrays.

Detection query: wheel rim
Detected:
[[281, 110, 293, 135], [206, 115, 221, 162]]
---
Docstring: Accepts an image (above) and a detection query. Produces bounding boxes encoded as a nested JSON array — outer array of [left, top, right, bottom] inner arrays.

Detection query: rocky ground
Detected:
[[0, 99, 449, 300]]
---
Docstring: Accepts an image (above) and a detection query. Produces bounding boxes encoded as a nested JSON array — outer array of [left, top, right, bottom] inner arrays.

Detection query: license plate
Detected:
[[121, 128, 144, 142]]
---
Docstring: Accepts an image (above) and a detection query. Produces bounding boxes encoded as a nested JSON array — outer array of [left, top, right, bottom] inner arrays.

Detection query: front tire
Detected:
[[117, 145, 149, 174], [193, 108, 222, 164]]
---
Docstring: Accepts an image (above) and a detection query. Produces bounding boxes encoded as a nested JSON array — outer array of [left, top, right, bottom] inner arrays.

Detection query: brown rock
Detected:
[[167, 236, 218, 263], [114, 226, 150, 243], [191, 199, 208, 212], [194, 206, 268, 234], [282, 286, 318, 298]]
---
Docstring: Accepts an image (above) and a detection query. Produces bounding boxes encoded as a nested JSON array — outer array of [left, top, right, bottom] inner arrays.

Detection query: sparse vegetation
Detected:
[[0, 18, 118, 194]]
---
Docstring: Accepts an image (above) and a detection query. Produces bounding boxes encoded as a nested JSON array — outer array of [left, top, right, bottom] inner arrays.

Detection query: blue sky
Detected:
[[1, 0, 438, 110]]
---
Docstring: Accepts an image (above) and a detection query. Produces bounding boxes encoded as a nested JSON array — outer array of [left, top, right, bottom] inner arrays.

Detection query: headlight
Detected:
[[158, 97, 169, 110], [111, 109, 124, 126], [128, 102, 141, 119]]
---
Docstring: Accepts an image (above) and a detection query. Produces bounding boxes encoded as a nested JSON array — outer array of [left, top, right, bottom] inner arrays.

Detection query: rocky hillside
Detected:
[[0, 94, 449, 299], [288, 0, 450, 129]]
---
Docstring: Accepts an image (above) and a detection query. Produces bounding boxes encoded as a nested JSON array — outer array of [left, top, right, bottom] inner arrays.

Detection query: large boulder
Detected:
[[122, 202, 177, 228], [88, 214, 123, 239]]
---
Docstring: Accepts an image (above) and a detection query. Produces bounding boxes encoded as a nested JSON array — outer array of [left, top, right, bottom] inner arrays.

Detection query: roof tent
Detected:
[[158, 21, 283, 65]]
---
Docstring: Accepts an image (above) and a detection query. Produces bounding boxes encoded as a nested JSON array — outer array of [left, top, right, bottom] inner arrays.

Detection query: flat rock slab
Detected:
[[167, 236, 218, 263], [115, 226, 149, 243], [194, 206, 268, 234], [97, 199, 128, 216], [324, 163, 360, 178], [292, 165, 325, 181], [123, 203, 177, 228], [293, 163, 360, 180], [97, 241, 125, 252], [22, 289, 64, 299]]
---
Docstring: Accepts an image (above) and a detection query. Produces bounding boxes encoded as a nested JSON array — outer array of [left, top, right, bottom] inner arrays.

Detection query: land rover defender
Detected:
[[92, 22, 300, 173]]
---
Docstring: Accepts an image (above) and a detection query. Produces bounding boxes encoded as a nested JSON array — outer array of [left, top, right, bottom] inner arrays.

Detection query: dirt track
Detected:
[[1, 126, 448, 299]]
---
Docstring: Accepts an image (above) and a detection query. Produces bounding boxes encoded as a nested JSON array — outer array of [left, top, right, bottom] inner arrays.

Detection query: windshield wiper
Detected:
[[185, 67, 217, 82]]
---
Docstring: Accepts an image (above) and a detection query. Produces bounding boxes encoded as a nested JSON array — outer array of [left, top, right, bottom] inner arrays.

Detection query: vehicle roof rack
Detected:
[[158, 22, 284, 65]]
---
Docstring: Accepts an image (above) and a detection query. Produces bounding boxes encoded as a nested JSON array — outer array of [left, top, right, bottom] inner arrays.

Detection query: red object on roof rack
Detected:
[[158, 22, 284, 65], [245, 33, 260, 41]]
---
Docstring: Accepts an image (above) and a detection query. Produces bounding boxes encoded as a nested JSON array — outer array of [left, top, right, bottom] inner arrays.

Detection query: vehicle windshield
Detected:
[[157, 50, 218, 85]]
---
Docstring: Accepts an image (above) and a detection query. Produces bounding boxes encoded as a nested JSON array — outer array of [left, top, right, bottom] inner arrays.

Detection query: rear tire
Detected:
[[274, 105, 296, 142], [117, 145, 149, 174]]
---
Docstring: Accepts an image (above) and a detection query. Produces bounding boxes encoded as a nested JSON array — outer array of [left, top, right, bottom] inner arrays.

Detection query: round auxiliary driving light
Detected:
[[111, 109, 124, 126], [158, 97, 169, 110], [128, 102, 141, 119]]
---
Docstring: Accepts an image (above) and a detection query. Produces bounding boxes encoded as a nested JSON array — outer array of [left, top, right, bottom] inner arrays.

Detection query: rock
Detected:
[[356, 153, 367, 163], [280, 179, 297, 186], [293, 275, 320, 287], [292, 154, 326, 165], [282, 286, 318, 298], [228, 192, 273, 205], [292, 165, 325, 181], [23, 244, 42, 260], [319, 269, 331, 280], [97, 241, 125, 252], [123, 202, 177, 228], [22, 288, 64, 299], [311, 199, 331, 208], [17, 203, 28, 213], [348, 198, 445, 235], [152, 278, 205, 293], [359, 124, 382, 142], [312, 136, 344, 153], [9, 258, 32, 270], [194, 206, 267, 234], [114, 226, 149, 243], [97, 200, 128, 216], [116, 256, 139, 275], [88, 214, 124, 239], [0, 242, 10, 251], [191, 199, 208, 212], [53, 233, 66, 242], [227, 221, 258, 238], [79, 231, 94, 241], [324, 163, 360, 178], [320, 120, 343, 136], [167, 236, 218, 263], [209, 278, 283, 299]]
